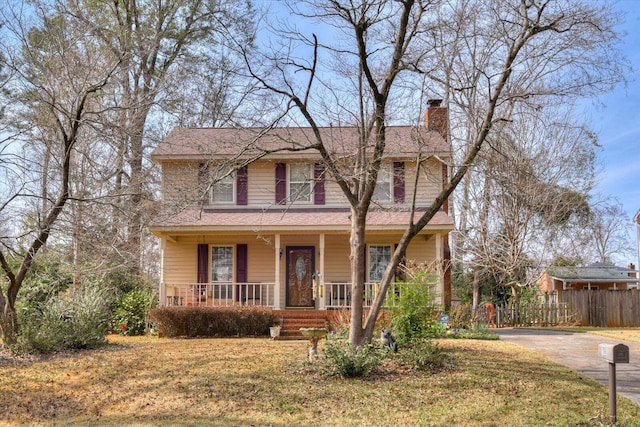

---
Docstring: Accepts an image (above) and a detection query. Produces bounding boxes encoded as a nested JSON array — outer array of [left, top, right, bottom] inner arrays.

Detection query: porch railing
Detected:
[[326, 282, 396, 309], [164, 282, 396, 309], [164, 282, 275, 308]]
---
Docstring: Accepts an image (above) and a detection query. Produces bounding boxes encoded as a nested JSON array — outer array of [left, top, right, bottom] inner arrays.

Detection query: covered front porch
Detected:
[[155, 221, 451, 310]]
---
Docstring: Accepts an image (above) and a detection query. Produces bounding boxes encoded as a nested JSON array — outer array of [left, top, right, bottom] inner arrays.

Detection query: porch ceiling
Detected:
[[149, 208, 454, 237]]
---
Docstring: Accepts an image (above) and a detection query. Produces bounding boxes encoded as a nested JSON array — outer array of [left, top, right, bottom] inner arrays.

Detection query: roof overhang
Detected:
[[149, 209, 454, 239], [549, 276, 639, 284]]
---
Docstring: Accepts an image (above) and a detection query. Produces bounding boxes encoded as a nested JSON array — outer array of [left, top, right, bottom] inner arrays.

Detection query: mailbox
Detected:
[[598, 343, 629, 364]]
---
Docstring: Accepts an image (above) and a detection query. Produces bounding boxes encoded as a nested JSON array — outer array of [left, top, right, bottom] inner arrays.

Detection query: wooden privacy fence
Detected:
[[552, 289, 640, 327], [488, 302, 576, 327]]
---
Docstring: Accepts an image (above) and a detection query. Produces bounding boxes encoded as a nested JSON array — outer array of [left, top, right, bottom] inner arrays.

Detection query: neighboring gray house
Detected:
[[540, 262, 639, 291]]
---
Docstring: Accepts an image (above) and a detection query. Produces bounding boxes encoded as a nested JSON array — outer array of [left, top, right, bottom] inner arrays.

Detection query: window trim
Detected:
[[210, 168, 236, 205], [372, 164, 392, 202], [211, 245, 234, 300], [211, 245, 234, 283], [287, 163, 313, 204]]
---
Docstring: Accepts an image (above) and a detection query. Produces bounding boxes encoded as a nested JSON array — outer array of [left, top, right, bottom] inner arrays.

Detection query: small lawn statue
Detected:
[[380, 329, 398, 353]]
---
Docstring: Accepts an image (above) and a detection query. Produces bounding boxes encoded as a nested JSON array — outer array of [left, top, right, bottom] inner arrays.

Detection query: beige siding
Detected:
[[163, 237, 198, 284], [248, 161, 277, 206], [159, 158, 445, 209], [246, 240, 277, 283], [161, 161, 201, 206], [323, 235, 351, 282], [408, 158, 443, 205]]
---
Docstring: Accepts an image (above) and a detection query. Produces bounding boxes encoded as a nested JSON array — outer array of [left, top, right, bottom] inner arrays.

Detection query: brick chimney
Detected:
[[424, 99, 448, 140], [628, 263, 637, 278]]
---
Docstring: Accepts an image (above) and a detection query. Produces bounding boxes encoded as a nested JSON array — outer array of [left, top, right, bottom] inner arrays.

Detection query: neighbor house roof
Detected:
[[547, 263, 639, 284], [149, 208, 453, 235], [151, 126, 450, 161]]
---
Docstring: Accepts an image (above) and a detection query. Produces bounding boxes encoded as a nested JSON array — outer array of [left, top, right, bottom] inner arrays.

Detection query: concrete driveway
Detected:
[[493, 328, 640, 405]]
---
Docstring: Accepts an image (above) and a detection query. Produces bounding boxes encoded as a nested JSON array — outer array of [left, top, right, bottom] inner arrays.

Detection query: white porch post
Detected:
[[159, 236, 167, 307], [319, 233, 325, 309], [275, 234, 282, 309], [436, 233, 444, 305]]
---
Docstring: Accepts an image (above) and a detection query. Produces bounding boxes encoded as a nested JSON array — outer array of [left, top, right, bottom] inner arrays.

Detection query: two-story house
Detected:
[[150, 101, 454, 311]]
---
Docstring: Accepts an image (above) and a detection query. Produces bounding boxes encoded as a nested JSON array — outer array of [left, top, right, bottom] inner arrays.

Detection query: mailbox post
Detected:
[[598, 343, 630, 423]]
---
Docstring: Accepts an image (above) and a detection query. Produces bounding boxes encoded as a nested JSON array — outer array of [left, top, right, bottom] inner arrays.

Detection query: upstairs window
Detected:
[[288, 163, 313, 203], [275, 162, 325, 205], [212, 169, 235, 203], [199, 163, 248, 205], [372, 165, 392, 202]]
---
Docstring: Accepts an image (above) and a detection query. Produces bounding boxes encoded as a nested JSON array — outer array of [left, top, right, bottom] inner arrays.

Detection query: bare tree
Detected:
[[454, 105, 596, 308], [237, 0, 626, 346], [57, 0, 257, 273], [580, 200, 635, 265], [0, 5, 119, 345]]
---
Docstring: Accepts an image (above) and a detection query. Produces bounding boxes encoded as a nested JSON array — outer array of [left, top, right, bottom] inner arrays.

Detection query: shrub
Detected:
[[149, 306, 276, 338], [447, 303, 473, 330], [325, 309, 351, 336], [396, 338, 448, 372], [114, 289, 157, 336], [447, 322, 499, 340], [320, 337, 385, 378], [14, 285, 111, 354], [388, 265, 441, 344]]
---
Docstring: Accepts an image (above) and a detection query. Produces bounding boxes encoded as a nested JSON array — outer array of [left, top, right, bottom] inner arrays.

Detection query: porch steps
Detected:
[[272, 310, 329, 340]]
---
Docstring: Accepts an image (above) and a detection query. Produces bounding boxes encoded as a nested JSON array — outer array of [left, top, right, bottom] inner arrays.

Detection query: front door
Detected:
[[286, 246, 315, 307]]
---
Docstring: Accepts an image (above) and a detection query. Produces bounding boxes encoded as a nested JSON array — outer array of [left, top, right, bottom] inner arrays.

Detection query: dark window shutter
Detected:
[[314, 163, 325, 205], [237, 166, 248, 205], [275, 163, 287, 204], [197, 244, 208, 283], [393, 161, 405, 203], [236, 244, 248, 302], [236, 244, 248, 282]]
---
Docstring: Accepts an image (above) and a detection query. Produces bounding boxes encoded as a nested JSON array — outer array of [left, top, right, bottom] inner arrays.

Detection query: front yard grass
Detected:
[[1, 335, 639, 426]]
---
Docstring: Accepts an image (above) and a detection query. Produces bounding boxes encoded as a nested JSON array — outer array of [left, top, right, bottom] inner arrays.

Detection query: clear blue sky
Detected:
[[588, 0, 640, 264]]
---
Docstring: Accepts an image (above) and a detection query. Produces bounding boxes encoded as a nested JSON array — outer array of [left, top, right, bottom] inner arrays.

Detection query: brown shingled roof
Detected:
[[150, 208, 453, 234], [151, 126, 449, 161]]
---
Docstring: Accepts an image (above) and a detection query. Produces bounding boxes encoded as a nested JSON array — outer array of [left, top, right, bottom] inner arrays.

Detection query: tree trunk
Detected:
[[348, 208, 367, 347], [472, 270, 481, 315], [0, 302, 19, 347]]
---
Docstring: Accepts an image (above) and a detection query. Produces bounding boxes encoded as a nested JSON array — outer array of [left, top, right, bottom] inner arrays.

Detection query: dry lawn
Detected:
[[586, 328, 640, 343], [1, 335, 639, 426]]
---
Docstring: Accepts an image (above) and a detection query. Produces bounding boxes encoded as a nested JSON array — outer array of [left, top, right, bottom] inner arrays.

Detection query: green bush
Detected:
[[320, 338, 385, 378], [149, 306, 276, 338], [14, 285, 111, 354], [388, 267, 441, 344], [15, 254, 74, 326], [114, 289, 157, 336]]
